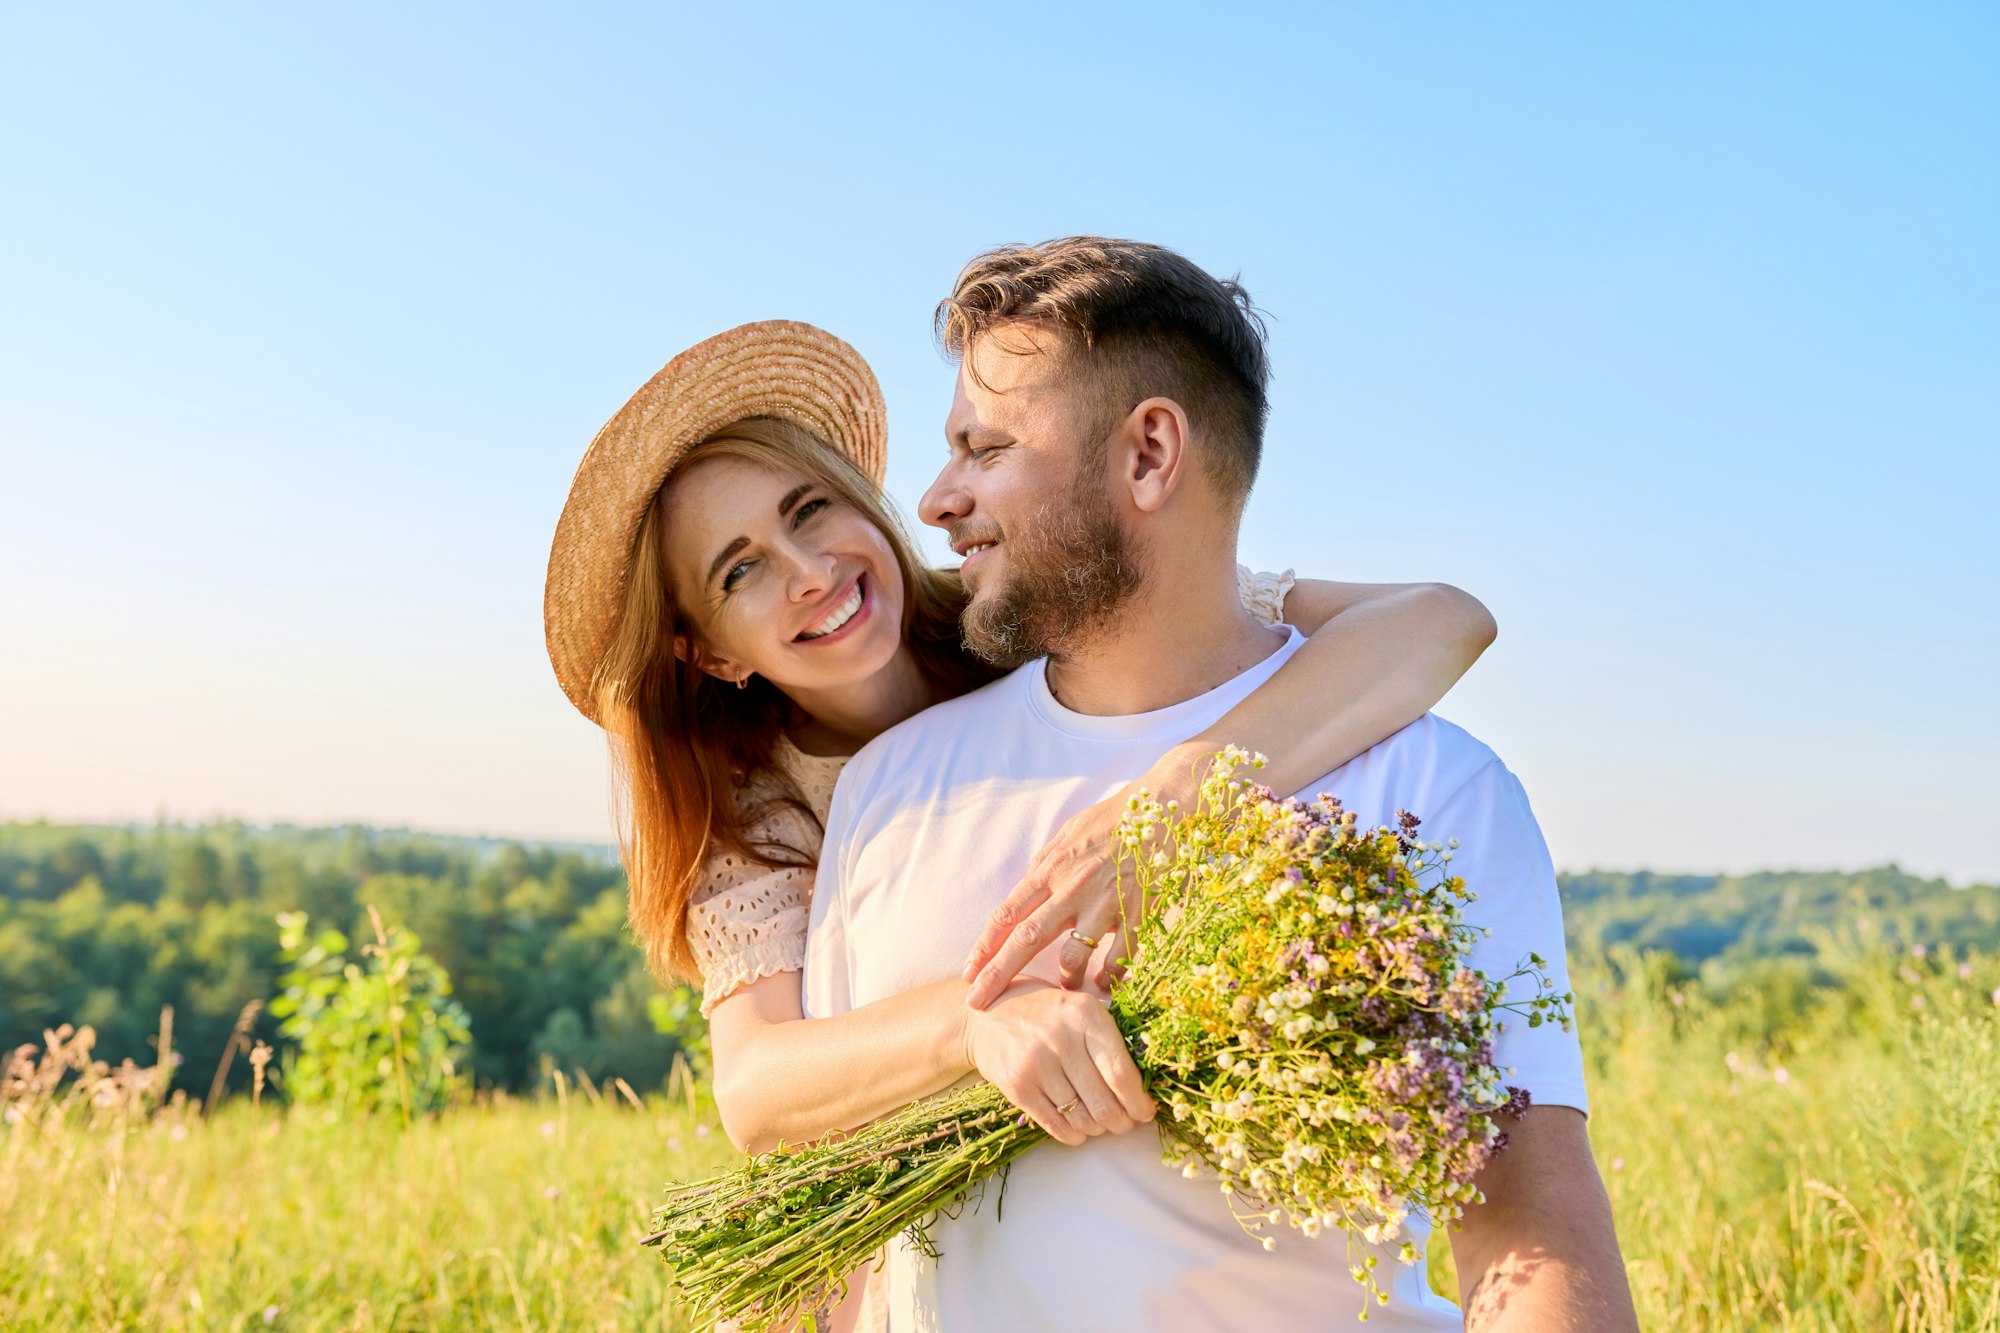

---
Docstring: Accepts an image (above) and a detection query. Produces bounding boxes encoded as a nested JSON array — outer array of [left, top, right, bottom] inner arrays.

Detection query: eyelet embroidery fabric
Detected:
[[686, 566, 1296, 1014], [686, 738, 845, 1016], [1237, 563, 1296, 630]]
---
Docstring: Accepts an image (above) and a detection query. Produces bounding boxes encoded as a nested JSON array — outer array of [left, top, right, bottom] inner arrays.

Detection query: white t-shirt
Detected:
[[804, 627, 1589, 1332]]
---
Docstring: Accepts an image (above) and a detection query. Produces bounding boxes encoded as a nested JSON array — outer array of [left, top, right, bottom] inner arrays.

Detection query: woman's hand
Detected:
[[961, 771, 1192, 1011], [962, 979, 1155, 1146]]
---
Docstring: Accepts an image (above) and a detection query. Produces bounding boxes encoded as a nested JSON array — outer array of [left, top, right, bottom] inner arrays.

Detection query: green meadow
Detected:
[[4, 825, 1997, 1330]]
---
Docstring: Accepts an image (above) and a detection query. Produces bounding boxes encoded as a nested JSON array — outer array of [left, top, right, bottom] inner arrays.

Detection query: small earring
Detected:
[[736, 675, 749, 691]]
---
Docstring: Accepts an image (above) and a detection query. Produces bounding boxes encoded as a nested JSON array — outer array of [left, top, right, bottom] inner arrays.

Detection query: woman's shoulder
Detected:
[[767, 734, 847, 824], [697, 744, 832, 896], [1236, 565, 1297, 626]]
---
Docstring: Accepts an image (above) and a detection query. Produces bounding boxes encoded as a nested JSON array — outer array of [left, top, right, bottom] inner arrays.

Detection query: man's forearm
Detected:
[[1450, 1107, 1639, 1332], [1458, 1232, 1638, 1332]]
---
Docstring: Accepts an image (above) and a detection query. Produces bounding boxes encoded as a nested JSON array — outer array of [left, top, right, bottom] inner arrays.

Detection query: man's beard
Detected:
[[960, 466, 1146, 670]]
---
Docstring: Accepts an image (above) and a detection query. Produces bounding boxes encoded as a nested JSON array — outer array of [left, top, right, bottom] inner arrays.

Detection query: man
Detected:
[[803, 238, 1636, 1331]]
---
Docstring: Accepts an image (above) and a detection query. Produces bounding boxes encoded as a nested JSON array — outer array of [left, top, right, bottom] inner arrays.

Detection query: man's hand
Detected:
[[1448, 1105, 1638, 1332], [962, 980, 1155, 1146], [961, 793, 1140, 1009]]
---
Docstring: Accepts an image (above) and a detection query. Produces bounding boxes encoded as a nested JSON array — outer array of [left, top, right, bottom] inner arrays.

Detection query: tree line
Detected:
[[0, 821, 682, 1097], [3, 820, 1992, 1099]]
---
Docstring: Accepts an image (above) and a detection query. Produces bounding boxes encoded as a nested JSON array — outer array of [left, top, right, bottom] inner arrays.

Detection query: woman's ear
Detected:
[[1120, 397, 1192, 514], [673, 634, 749, 687]]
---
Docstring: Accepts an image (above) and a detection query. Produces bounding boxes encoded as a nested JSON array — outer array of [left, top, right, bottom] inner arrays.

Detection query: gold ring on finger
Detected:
[[1068, 929, 1102, 950], [1055, 1096, 1083, 1116]]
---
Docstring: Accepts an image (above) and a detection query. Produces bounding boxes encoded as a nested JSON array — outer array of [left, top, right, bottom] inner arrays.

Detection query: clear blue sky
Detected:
[[2, 3, 1994, 881]]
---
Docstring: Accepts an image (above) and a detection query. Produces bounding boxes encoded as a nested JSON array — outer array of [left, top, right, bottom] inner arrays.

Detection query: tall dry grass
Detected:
[[1427, 943, 2000, 1331], [0, 1039, 732, 1331], [5, 944, 1998, 1330]]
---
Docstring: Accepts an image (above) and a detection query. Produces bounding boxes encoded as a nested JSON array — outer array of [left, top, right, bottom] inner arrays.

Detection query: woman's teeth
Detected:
[[799, 583, 864, 640]]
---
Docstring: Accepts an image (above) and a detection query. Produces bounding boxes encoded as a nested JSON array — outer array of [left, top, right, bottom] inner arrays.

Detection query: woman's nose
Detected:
[[781, 540, 838, 599]]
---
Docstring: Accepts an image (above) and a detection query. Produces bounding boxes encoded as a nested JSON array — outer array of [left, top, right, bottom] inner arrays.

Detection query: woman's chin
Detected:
[[779, 630, 902, 694]]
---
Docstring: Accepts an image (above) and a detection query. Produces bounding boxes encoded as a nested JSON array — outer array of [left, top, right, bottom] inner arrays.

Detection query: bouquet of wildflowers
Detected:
[[644, 747, 1571, 1328]]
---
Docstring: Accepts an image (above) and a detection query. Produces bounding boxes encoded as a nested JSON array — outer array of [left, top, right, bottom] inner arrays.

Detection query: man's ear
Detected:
[[673, 634, 748, 687], [1119, 397, 1193, 514]]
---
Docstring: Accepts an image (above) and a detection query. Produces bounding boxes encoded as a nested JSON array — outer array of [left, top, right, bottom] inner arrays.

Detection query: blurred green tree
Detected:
[[268, 907, 471, 1120]]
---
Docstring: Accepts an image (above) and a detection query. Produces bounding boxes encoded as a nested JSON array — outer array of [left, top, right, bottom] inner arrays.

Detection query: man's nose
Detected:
[[919, 462, 969, 529]]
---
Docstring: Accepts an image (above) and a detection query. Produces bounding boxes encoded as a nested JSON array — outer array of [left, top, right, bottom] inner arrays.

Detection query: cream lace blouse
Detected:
[[686, 566, 1298, 1014]]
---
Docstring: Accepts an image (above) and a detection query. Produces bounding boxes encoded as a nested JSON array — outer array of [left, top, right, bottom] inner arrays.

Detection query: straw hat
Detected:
[[544, 320, 888, 723]]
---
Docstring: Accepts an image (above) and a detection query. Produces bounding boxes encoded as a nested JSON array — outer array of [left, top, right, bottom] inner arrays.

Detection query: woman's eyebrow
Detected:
[[704, 485, 817, 585], [776, 483, 814, 517], [705, 536, 750, 587]]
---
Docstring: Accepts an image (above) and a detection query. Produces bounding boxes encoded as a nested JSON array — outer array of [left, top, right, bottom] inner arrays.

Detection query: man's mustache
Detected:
[[947, 526, 1004, 553]]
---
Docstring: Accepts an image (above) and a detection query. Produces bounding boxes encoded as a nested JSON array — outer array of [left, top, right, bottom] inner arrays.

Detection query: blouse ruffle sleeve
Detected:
[[1237, 565, 1297, 627], [687, 865, 812, 1017], [686, 779, 824, 1017]]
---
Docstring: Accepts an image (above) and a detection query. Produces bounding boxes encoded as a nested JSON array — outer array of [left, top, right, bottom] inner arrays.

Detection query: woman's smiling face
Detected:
[[660, 452, 906, 694]]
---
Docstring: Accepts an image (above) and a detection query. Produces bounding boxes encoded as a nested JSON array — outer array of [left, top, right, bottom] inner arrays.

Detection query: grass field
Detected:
[[5, 946, 1997, 1331]]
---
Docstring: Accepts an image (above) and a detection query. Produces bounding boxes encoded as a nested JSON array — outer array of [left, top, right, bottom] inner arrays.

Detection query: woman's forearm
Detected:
[[1145, 582, 1495, 806], [960, 580, 1496, 1004], [708, 975, 974, 1155]]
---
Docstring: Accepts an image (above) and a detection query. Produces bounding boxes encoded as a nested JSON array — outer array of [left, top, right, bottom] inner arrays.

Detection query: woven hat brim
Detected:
[[544, 320, 888, 723]]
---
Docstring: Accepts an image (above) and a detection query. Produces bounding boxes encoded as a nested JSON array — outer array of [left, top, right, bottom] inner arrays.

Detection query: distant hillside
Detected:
[[4, 821, 1991, 1095], [0, 820, 656, 1097], [1558, 865, 1999, 976]]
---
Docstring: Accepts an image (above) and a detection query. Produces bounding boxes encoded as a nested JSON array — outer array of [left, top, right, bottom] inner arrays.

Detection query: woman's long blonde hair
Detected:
[[592, 416, 995, 982]]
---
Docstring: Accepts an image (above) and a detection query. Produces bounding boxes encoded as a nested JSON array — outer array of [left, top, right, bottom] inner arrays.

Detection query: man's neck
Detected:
[[1042, 557, 1285, 716]]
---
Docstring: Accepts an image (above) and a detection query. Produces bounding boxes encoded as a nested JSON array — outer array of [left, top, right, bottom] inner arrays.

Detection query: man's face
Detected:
[[919, 327, 1144, 667]]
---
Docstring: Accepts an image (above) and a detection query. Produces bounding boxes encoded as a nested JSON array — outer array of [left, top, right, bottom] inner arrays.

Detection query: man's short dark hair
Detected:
[[935, 237, 1271, 506]]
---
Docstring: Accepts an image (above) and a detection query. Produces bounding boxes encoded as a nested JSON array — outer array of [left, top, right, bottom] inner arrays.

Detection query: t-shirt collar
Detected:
[[1022, 626, 1304, 741]]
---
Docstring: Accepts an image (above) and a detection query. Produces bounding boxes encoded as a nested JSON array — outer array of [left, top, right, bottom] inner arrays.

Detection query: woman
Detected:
[[546, 323, 1494, 1324]]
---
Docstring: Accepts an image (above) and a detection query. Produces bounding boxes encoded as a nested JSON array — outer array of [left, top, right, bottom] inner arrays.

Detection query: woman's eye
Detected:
[[721, 559, 754, 591], [794, 497, 830, 523]]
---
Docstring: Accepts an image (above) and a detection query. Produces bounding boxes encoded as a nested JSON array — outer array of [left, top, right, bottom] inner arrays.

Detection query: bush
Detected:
[[267, 906, 470, 1119]]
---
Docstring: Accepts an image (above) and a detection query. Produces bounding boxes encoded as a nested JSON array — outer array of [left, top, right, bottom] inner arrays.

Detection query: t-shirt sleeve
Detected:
[[801, 766, 859, 1019], [1419, 757, 1590, 1117]]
